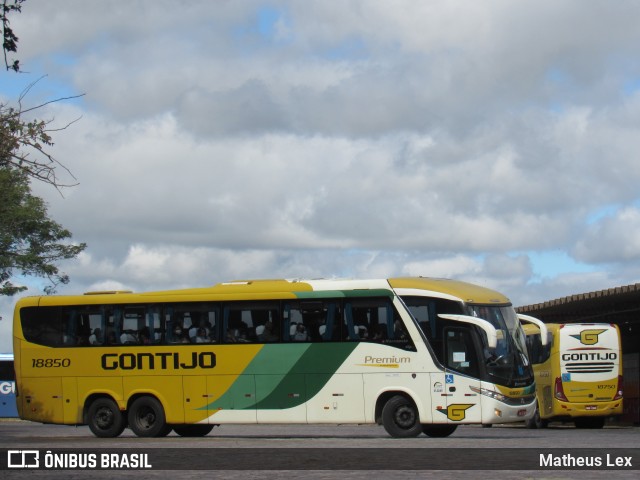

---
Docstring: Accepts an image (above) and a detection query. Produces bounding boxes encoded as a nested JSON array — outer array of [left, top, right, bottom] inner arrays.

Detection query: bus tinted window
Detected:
[[20, 299, 412, 349], [21, 306, 61, 346], [283, 301, 337, 342], [402, 297, 464, 362], [345, 298, 416, 351], [524, 330, 552, 364], [166, 304, 219, 344], [223, 302, 280, 343], [445, 327, 480, 378]]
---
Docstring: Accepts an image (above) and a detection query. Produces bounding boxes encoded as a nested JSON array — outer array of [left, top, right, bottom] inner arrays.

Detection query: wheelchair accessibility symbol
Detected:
[[445, 374, 454, 384]]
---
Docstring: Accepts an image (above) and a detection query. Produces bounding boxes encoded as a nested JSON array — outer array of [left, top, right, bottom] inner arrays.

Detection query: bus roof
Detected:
[[388, 277, 511, 304], [15, 277, 510, 306]]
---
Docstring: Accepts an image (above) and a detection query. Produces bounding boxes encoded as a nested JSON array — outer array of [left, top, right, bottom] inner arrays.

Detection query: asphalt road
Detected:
[[0, 420, 638, 480]]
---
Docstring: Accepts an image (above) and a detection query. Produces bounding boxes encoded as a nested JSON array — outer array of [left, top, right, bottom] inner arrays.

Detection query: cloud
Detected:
[[4, 1, 640, 348], [573, 206, 640, 263]]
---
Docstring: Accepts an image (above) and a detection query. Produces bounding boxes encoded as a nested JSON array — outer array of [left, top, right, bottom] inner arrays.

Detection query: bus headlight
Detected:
[[469, 386, 507, 403]]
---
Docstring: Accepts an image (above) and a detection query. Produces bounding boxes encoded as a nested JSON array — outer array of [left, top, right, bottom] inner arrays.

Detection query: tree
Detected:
[[1, 0, 87, 296], [2, 0, 24, 72], [2, 84, 83, 189], [0, 165, 86, 295]]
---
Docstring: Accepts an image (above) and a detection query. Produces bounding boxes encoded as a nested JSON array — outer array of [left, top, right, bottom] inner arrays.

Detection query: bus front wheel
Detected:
[[172, 424, 215, 437], [381, 395, 423, 438], [87, 397, 126, 438], [128, 396, 172, 437]]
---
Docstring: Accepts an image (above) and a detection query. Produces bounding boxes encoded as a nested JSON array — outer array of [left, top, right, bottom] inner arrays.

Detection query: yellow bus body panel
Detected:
[[388, 277, 510, 304]]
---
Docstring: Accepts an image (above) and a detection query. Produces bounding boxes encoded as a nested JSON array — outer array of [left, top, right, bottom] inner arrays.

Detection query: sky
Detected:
[[2, 0, 640, 353]]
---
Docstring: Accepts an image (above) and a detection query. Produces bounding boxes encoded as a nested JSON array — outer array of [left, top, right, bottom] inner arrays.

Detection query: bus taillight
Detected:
[[554, 377, 568, 402], [614, 375, 623, 400]]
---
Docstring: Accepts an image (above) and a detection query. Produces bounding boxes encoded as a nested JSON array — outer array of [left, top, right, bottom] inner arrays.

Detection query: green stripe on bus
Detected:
[[253, 343, 359, 409], [294, 290, 346, 299], [202, 343, 358, 411], [294, 289, 393, 299]]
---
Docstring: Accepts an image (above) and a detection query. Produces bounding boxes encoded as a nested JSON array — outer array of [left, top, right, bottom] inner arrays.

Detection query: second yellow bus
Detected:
[[522, 322, 623, 428]]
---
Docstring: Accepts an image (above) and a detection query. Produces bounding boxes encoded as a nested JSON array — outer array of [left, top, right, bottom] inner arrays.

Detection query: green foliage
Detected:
[[1, 0, 24, 72], [1, 100, 77, 188], [0, 166, 86, 295]]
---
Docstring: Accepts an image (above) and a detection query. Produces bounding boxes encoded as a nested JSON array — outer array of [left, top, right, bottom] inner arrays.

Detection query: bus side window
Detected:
[[254, 307, 280, 342], [121, 306, 144, 344], [344, 298, 416, 350], [444, 327, 479, 378], [224, 308, 248, 343], [283, 301, 335, 343], [525, 331, 552, 364], [343, 303, 362, 341], [223, 302, 280, 343], [20, 306, 61, 347], [61, 309, 79, 345]]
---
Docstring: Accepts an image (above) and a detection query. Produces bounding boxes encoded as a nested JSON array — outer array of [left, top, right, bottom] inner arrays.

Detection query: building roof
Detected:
[[516, 282, 640, 324]]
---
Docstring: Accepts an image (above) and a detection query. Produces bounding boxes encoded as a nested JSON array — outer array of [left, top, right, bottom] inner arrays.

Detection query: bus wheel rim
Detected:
[[395, 405, 416, 428]]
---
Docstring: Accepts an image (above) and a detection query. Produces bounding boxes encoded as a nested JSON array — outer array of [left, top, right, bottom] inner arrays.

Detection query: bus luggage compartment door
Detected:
[[22, 376, 64, 424]]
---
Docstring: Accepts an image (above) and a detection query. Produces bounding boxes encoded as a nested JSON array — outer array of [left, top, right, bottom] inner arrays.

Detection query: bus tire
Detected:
[[381, 395, 422, 438], [526, 402, 547, 429], [172, 424, 215, 437], [422, 424, 458, 438], [525, 406, 539, 429], [128, 396, 170, 437], [87, 397, 125, 438]]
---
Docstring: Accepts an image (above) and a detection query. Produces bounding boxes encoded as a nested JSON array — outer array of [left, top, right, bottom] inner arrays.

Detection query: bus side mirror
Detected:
[[437, 314, 497, 349], [517, 314, 548, 346]]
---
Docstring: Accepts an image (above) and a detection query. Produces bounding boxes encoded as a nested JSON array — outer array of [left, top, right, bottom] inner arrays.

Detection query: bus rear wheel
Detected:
[[422, 424, 458, 438], [128, 396, 172, 437], [381, 395, 423, 438], [87, 397, 125, 438], [172, 424, 215, 437]]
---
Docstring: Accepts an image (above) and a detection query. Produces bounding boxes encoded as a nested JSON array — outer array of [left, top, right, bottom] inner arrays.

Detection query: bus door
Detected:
[[432, 327, 483, 424]]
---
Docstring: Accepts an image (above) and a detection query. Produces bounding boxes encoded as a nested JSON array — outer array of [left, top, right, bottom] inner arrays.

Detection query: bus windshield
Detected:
[[467, 305, 532, 387]]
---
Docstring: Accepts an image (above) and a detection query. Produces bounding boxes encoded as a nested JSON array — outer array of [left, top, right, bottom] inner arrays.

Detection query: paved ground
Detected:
[[0, 420, 638, 479]]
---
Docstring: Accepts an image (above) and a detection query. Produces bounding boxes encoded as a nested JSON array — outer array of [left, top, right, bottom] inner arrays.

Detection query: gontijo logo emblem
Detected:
[[436, 404, 474, 421], [571, 329, 606, 346]]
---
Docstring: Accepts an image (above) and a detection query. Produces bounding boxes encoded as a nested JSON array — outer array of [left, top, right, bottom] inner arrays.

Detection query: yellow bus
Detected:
[[13, 277, 536, 438], [522, 322, 623, 428]]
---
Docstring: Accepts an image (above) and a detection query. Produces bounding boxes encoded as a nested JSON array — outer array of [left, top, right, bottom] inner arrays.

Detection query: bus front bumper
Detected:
[[481, 398, 536, 424]]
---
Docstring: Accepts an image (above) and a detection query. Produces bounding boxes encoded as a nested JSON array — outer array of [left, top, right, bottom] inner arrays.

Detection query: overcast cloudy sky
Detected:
[[2, 0, 640, 352]]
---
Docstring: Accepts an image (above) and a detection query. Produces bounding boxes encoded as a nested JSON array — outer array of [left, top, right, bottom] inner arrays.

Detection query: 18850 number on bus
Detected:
[[32, 358, 71, 368]]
